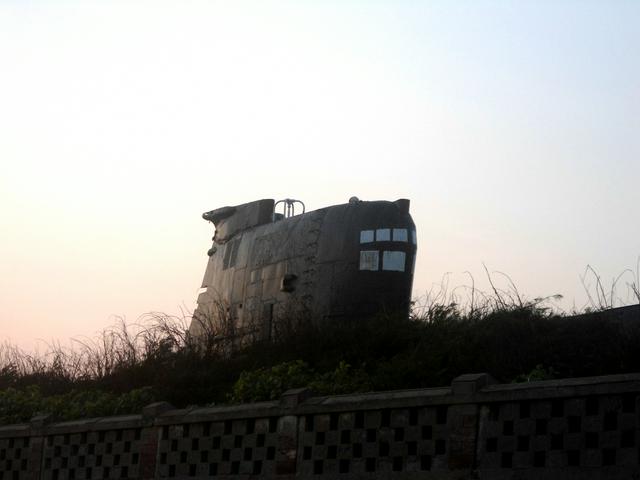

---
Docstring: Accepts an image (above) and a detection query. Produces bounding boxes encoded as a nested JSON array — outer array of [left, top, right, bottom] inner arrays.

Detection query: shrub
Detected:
[[1, 289, 639, 424], [229, 360, 313, 403], [0, 386, 156, 424], [228, 360, 372, 403]]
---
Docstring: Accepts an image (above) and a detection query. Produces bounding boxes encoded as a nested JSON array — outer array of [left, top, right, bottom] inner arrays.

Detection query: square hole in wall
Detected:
[[602, 449, 616, 466], [486, 438, 497, 452], [517, 436, 529, 451], [567, 450, 580, 466], [533, 451, 546, 467], [585, 397, 599, 416], [501, 452, 512, 468], [568, 415, 581, 433], [585, 432, 599, 449], [621, 429, 635, 448]]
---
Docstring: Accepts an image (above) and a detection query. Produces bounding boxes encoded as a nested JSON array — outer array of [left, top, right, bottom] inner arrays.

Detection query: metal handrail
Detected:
[[274, 198, 306, 219]]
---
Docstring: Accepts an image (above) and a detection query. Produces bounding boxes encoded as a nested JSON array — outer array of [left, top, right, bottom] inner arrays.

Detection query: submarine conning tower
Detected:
[[190, 197, 417, 343]]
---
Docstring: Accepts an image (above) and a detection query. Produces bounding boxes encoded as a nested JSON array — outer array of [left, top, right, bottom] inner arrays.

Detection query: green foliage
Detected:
[[308, 361, 371, 396], [0, 386, 155, 425], [1, 300, 639, 425], [229, 360, 313, 403], [512, 364, 558, 383], [0, 386, 43, 425], [229, 360, 372, 403]]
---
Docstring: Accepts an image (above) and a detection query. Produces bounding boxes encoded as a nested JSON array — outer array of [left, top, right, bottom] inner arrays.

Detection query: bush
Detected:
[[1, 297, 639, 424], [228, 360, 372, 403], [229, 360, 313, 403], [0, 386, 155, 425]]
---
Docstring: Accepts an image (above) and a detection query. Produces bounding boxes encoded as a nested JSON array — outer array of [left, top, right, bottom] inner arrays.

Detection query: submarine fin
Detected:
[[203, 206, 236, 224]]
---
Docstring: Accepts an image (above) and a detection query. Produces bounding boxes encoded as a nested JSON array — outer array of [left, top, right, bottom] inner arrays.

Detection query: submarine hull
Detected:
[[190, 198, 417, 342]]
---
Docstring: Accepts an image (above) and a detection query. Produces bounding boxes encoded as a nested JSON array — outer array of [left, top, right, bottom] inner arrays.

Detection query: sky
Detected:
[[1, 0, 639, 350]]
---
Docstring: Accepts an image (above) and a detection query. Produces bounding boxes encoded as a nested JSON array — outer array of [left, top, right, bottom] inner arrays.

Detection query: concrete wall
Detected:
[[570, 303, 640, 323], [2, 372, 640, 479]]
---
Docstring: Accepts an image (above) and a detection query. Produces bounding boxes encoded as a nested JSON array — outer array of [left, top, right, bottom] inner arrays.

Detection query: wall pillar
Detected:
[[140, 401, 173, 480], [276, 388, 310, 475], [28, 414, 51, 480], [448, 373, 495, 471]]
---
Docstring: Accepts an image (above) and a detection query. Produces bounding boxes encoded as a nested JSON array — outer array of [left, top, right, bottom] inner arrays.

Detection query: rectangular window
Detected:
[[411, 230, 417, 245], [382, 251, 406, 272], [223, 242, 233, 269], [359, 251, 379, 271], [223, 239, 241, 269], [360, 230, 374, 243], [393, 228, 408, 242], [229, 239, 240, 267], [250, 269, 261, 283], [376, 228, 390, 241]]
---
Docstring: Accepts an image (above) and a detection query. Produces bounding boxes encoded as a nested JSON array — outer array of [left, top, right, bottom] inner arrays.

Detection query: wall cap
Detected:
[[30, 413, 53, 428], [452, 373, 497, 395], [281, 388, 312, 407], [143, 401, 174, 421]]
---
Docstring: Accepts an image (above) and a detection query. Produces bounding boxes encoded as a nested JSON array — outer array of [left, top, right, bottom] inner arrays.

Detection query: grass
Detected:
[[1, 272, 639, 424]]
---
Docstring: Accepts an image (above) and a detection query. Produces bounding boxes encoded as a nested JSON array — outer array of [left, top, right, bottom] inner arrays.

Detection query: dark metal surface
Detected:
[[190, 198, 417, 341]]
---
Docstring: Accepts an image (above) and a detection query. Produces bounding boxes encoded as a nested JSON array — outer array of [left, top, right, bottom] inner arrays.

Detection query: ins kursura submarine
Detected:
[[189, 197, 417, 341]]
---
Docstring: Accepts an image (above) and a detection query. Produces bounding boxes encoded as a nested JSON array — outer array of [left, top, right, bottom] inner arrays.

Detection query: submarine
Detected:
[[189, 197, 417, 342]]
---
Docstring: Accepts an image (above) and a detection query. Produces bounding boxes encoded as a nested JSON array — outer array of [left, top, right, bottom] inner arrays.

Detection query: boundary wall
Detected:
[[1, 372, 640, 479]]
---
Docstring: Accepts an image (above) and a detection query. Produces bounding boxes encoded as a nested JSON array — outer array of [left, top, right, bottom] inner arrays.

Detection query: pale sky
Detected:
[[1, 1, 639, 350]]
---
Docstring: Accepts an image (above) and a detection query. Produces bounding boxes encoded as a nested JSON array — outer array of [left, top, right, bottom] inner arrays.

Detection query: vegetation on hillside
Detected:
[[1, 271, 639, 425]]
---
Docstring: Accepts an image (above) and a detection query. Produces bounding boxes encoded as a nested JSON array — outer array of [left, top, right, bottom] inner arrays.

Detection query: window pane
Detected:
[[376, 228, 390, 241], [382, 251, 406, 272], [359, 251, 379, 271], [360, 230, 374, 243], [411, 230, 417, 245], [393, 228, 408, 242]]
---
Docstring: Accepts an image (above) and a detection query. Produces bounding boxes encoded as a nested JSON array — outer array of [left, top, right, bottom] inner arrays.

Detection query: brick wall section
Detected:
[[1, 373, 640, 479], [476, 374, 640, 479]]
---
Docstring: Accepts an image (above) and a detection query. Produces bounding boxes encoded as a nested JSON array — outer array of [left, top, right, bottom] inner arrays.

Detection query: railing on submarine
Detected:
[[273, 198, 305, 221]]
